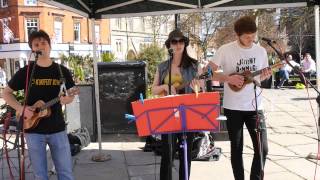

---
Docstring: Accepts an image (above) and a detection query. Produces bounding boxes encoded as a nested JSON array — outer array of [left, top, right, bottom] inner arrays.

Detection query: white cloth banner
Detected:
[[1, 20, 14, 43]]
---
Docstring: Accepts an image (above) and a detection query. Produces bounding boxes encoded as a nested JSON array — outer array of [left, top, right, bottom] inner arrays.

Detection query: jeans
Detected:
[[160, 133, 194, 180], [224, 109, 268, 180], [25, 130, 74, 180], [278, 69, 289, 87], [299, 70, 316, 85]]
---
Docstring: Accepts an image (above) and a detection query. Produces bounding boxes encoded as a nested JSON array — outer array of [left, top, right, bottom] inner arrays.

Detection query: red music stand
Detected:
[[131, 92, 220, 180], [131, 92, 220, 136]]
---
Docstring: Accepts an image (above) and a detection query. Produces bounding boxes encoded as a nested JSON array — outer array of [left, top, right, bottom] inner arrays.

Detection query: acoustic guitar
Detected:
[[228, 62, 283, 92], [20, 87, 79, 130], [159, 71, 211, 96]]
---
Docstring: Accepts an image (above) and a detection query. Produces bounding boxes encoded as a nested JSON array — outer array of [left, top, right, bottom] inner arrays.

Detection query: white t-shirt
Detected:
[[211, 41, 268, 111], [301, 59, 316, 72], [282, 60, 300, 72]]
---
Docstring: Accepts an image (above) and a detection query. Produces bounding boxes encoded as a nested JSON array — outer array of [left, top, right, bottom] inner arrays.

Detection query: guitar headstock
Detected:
[[67, 87, 80, 96], [272, 62, 285, 69], [59, 87, 79, 97]]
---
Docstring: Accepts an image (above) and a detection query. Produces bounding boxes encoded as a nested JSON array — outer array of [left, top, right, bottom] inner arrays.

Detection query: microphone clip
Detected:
[[168, 48, 174, 55], [261, 37, 276, 44], [33, 50, 42, 56]]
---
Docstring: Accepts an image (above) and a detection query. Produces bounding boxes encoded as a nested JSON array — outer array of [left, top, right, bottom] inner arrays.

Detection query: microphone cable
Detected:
[[262, 39, 320, 179], [3, 111, 14, 180], [18, 51, 38, 180], [302, 74, 320, 180], [251, 85, 265, 179]]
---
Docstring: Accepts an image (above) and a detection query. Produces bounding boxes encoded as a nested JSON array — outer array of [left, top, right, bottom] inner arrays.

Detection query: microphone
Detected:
[[33, 50, 42, 56], [260, 37, 276, 43], [168, 48, 174, 55]]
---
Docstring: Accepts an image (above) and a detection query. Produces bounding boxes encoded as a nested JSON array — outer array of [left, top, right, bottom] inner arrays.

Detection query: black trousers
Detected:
[[160, 133, 194, 180], [224, 109, 268, 180]]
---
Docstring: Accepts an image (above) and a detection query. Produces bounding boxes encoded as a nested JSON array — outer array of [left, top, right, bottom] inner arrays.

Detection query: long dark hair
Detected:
[[179, 47, 198, 68]]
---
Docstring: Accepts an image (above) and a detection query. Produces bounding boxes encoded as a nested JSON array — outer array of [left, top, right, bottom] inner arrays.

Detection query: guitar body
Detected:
[[23, 100, 51, 130], [227, 62, 284, 92], [228, 71, 254, 92], [17, 87, 79, 130]]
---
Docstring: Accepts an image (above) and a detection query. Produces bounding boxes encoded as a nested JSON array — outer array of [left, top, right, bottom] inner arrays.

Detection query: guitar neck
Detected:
[[175, 74, 208, 91], [251, 63, 280, 77], [40, 97, 60, 111]]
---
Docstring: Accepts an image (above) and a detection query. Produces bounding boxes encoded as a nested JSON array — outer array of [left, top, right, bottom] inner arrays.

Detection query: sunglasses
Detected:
[[170, 39, 185, 45]]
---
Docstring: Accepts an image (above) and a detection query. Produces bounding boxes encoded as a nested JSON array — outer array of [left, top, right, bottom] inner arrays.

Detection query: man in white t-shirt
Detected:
[[208, 16, 272, 180], [276, 54, 300, 88], [300, 53, 316, 84]]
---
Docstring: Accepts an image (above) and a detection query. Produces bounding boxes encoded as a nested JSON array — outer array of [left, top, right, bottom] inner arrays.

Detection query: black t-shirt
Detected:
[[8, 62, 75, 134]]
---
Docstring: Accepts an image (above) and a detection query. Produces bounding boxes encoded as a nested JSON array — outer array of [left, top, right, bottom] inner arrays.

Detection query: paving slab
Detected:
[[2, 89, 320, 180]]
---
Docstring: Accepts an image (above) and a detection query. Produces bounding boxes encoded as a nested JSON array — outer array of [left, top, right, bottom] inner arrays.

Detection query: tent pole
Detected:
[[315, 5, 320, 90], [91, 18, 111, 162], [307, 4, 320, 160]]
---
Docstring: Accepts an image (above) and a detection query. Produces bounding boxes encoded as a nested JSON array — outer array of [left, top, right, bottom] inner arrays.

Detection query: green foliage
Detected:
[[101, 52, 115, 62], [0, 90, 24, 122], [60, 54, 93, 84], [135, 43, 166, 88]]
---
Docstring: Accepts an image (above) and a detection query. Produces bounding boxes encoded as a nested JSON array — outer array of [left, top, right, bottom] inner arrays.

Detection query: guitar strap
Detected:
[[56, 63, 67, 96]]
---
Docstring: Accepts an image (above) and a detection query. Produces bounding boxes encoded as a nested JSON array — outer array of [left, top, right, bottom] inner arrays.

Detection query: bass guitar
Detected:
[[20, 87, 79, 130], [228, 62, 283, 92]]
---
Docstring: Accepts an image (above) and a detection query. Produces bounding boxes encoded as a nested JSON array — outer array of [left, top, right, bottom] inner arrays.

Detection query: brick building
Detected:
[[0, 0, 111, 79]]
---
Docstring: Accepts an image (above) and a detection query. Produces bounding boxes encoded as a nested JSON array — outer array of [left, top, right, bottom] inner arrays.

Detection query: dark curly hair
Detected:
[[234, 16, 257, 36], [28, 30, 51, 49]]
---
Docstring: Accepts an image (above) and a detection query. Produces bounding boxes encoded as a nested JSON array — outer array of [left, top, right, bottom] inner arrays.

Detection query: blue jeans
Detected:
[[278, 69, 289, 87], [25, 130, 74, 180]]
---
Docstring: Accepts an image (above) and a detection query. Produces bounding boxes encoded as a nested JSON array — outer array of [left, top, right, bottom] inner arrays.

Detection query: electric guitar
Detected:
[[228, 62, 283, 92], [20, 87, 79, 130]]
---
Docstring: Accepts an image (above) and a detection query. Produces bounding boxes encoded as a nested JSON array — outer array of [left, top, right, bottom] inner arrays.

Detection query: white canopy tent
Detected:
[[40, 0, 319, 160]]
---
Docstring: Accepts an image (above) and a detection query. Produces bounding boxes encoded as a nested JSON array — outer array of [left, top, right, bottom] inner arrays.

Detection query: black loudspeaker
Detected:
[[307, 0, 320, 6], [66, 84, 97, 142], [98, 61, 147, 133]]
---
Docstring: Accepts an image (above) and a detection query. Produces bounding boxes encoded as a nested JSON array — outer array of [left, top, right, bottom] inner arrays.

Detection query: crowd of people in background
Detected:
[[276, 52, 316, 89]]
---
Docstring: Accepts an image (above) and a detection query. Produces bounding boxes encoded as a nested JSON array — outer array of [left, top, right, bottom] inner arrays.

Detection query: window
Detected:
[[127, 18, 133, 31], [116, 41, 122, 52], [1, 0, 8, 7], [25, 0, 37, 5], [95, 25, 100, 43], [115, 18, 121, 30], [53, 21, 62, 43], [140, 18, 145, 32], [164, 22, 168, 34], [25, 18, 38, 41], [73, 22, 80, 43]]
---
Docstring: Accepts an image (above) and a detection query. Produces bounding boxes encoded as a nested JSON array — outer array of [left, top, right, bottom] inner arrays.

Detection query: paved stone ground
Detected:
[[1, 88, 320, 180]]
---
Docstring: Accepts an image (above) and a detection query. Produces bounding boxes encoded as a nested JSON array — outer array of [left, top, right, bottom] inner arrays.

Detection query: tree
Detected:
[[179, 12, 221, 61], [145, 15, 172, 43], [280, 7, 315, 59], [135, 43, 166, 87], [60, 54, 93, 83], [101, 52, 116, 62], [213, 9, 288, 56]]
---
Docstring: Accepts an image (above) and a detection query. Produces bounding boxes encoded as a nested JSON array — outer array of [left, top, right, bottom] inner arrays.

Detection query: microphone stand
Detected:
[[253, 80, 265, 180], [167, 49, 173, 180], [265, 41, 320, 160], [17, 52, 38, 180]]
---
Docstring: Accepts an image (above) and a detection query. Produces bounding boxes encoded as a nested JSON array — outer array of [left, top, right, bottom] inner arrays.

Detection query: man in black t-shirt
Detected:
[[2, 30, 75, 180]]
